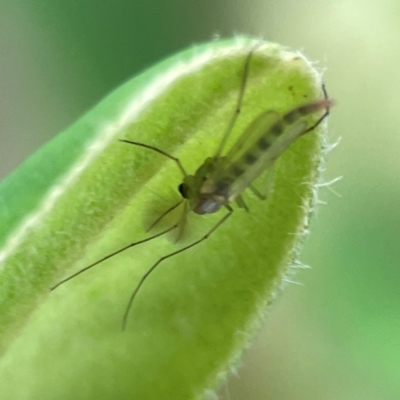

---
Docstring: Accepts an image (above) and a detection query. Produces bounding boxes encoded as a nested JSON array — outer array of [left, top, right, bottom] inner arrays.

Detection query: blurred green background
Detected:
[[1, 1, 399, 399]]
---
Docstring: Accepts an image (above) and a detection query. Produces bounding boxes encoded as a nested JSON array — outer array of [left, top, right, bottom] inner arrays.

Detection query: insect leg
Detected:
[[50, 224, 178, 291], [301, 84, 331, 136], [248, 184, 267, 200], [146, 199, 184, 232], [235, 195, 250, 212], [122, 209, 233, 330], [175, 200, 189, 243], [119, 139, 187, 176], [248, 164, 276, 200], [215, 44, 262, 157]]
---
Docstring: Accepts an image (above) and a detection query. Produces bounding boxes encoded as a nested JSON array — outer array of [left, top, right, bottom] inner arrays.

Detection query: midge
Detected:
[[51, 48, 333, 329]]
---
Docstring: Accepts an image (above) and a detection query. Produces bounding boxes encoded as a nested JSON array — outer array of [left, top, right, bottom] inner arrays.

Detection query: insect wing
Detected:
[[228, 118, 309, 199], [205, 110, 281, 201], [223, 110, 280, 165]]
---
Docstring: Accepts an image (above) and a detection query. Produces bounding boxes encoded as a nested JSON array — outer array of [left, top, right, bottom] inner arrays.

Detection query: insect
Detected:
[[51, 47, 333, 329]]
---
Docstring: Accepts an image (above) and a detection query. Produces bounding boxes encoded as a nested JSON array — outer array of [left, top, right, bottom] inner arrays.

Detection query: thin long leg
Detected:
[[248, 184, 267, 200], [215, 44, 262, 157], [50, 225, 178, 291], [301, 84, 331, 136], [235, 195, 249, 212], [175, 200, 189, 243], [122, 209, 233, 330], [119, 139, 187, 176], [146, 199, 183, 232]]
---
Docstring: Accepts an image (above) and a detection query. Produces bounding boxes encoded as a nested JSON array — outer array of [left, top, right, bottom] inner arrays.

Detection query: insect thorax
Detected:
[[179, 157, 228, 215]]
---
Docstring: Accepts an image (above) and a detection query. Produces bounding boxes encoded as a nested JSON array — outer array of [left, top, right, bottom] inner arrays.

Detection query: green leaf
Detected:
[[0, 37, 328, 399]]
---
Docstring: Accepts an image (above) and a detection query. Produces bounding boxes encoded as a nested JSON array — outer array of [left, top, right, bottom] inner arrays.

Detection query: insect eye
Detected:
[[178, 183, 188, 198]]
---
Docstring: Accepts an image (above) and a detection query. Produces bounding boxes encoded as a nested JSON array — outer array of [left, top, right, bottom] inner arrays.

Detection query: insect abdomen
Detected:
[[225, 98, 331, 192], [241, 99, 330, 172]]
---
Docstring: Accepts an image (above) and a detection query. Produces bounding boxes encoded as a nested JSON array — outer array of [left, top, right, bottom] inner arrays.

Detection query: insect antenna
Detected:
[[122, 206, 233, 330], [119, 139, 188, 176], [50, 225, 178, 291]]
